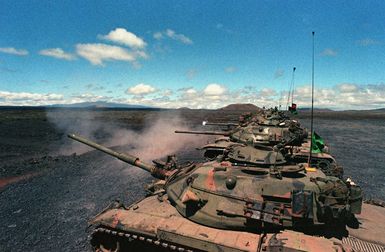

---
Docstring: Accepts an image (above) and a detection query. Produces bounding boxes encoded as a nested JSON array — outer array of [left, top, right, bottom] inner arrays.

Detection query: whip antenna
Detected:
[[290, 67, 296, 105], [308, 31, 315, 166]]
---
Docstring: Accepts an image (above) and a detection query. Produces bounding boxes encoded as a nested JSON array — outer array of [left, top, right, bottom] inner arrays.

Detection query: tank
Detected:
[[67, 133, 385, 252], [176, 119, 307, 146], [175, 119, 308, 159], [176, 118, 343, 178]]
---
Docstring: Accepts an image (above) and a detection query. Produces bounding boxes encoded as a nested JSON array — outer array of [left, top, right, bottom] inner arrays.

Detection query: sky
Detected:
[[1, 0, 385, 109]]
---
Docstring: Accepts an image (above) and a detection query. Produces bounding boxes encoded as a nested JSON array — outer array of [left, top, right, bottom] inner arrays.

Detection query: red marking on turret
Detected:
[[206, 169, 216, 191]]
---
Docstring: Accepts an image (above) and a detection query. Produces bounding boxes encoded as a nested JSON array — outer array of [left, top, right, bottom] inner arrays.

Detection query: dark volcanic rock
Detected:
[[1, 107, 385, 251], [0, 151, 151, 252]]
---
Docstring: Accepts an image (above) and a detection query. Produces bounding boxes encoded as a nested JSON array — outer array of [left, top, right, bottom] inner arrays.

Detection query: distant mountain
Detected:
[[47, 101, 154, 109], [219, 103, 262, 111]]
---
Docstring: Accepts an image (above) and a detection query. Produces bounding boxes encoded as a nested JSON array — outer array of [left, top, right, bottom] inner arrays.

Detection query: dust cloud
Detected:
[[105, 116, 210, 161], [46, 109, 211, 162]]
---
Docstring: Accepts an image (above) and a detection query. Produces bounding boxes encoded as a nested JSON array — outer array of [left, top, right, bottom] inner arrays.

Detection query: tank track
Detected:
[[91, 226, 197, 252], [342, 236, 385, 252]]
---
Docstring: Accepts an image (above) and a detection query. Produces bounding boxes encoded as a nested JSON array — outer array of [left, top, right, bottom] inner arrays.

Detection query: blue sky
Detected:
[[1, 0, 385, 109]]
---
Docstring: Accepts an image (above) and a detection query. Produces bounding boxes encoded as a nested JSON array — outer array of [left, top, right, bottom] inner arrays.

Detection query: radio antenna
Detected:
[[308, 31, 315, 166], [290, 67, 296, 105]]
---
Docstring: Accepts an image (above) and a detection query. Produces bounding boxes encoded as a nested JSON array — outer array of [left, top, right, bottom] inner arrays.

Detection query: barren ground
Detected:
[[0, 108, 384, 251]]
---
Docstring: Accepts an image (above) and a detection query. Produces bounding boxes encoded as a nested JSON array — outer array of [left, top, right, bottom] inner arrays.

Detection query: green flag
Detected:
[[311, 132, 324, 153], [288, 103, 298, 114]]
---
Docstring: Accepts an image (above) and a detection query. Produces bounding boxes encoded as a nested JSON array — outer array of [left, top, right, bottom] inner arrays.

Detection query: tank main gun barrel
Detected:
[[68, 134, 160, 176], [175, 130, 230, 136], [202, 121, 238, 127]]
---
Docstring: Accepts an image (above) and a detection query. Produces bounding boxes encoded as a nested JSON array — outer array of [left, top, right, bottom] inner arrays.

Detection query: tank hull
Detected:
[[89, 196, 385, 251]]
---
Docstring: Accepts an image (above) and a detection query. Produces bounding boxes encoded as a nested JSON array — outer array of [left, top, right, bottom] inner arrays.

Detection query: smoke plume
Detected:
[[46, 109, 210, 162]]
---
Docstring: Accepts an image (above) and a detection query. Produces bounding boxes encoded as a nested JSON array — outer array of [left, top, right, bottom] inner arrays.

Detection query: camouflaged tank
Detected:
[[175, 118, 308, 156], [68, 133, 385, 252], [176, 115, 343, 178]]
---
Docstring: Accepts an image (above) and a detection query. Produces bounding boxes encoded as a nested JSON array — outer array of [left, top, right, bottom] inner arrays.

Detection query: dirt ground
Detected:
[[0, 108, 384, 251]]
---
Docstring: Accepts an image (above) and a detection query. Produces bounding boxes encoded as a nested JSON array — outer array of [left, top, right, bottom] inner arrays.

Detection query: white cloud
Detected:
[[153, 29, 193, 45], [203, 83, 226, 96], [76, 43, 147, 66], [3, 82, 385, 110], [288, 83, 385, 109], [99, 28, 146, 49], [181, 88, 198, 99], [320, 48, 338, 57], [39, 48, 76, 60], [70, 93, 108, 103], [338, 83, 358, 93], [153, 32, 163, 40], [165, 29, 192, 44], [185, 88, 197, 95], [126, 83, 156, 95], [0, 47, 28, 56], [127, 82, 385, 110], [0, 91, 63, 106]]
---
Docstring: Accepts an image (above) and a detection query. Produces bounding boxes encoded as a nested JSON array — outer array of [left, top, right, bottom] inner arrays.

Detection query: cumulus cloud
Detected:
[[76, 43, 147, 66], [181, 88, 198, 99], [121, 82, 385, 110], [320, 48, 338, 57], [126, 83, 156, 95], [338, 83, 358, 93], [289, 83, 385, 109], [356, 38, 381, 46], [153, 29, 193, 45], [70, 93, 108, 103], [0, 47, 29, 56], [39, 48, 76, 60], [3, 82, 385, 109], [99, 28, 146, 49], [0, 91, 63, 106], [203, 83, 227, 96]]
